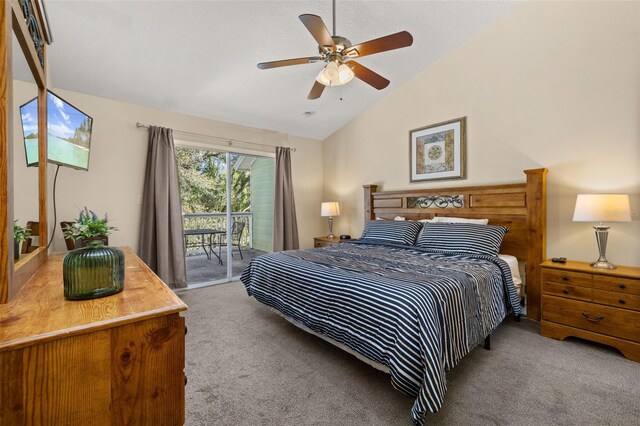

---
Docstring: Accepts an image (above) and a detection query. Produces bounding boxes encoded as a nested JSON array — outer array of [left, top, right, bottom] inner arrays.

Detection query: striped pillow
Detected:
[[416, 223, 508, 256], [361, 220, 423, 246]]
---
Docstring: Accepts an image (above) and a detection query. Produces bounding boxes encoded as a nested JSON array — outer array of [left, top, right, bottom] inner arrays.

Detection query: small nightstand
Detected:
[[313, 236, 352, 248], [540, 259, 640, 362]]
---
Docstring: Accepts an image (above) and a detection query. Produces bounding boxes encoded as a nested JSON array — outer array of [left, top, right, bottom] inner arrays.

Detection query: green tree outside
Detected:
[[176, 147, 251, 213]]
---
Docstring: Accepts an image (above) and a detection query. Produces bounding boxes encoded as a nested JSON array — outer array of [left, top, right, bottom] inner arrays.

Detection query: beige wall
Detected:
[[12, 84, 325, 253], [323, 1, 640, 266]]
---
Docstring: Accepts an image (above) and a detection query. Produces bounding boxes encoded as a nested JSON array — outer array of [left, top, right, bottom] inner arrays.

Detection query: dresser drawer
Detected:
[[542, 281, 592, 302], [542, 295, 640, 342], [593, 289, 640, 311], [542, 269, 592, 287], [593, 275, 640, 296], [314, 240, 325, 248]]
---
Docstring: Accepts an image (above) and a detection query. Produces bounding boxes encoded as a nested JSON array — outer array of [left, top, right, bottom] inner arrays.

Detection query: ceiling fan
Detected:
[[257, 0, 413, 100]]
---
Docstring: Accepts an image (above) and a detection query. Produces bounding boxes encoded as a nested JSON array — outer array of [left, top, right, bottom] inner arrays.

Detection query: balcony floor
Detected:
[[186, 247, 267, 285]]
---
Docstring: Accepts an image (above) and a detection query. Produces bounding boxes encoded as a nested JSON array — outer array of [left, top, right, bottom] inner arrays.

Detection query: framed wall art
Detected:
[[409, 116, 466, 182]]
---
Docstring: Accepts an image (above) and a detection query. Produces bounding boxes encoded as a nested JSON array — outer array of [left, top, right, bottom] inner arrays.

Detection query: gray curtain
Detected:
[[273, 147, 299, 251], [139, 126, 187, 288]]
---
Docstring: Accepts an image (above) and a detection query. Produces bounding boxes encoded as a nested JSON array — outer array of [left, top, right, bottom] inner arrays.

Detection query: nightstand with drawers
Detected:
[[540, 259, 640, 362], [313, 236, 353, 248]]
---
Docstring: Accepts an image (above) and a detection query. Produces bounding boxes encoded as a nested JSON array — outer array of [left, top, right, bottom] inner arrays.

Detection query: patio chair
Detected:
[[217, 221, 246, 260]]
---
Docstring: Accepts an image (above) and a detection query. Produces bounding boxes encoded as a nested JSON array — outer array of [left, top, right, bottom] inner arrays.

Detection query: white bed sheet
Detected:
[[498, 254, 523, 298]]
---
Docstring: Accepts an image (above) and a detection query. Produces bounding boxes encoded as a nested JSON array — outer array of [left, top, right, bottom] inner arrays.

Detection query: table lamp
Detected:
[[321, 202, 340, 238], [572, 194, 631, 269]]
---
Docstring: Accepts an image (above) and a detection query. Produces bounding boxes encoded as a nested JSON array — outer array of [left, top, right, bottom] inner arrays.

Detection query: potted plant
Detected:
[[62, 208, 125, 300], [13, 220, 31, 260], [63, 208, 115, 248]]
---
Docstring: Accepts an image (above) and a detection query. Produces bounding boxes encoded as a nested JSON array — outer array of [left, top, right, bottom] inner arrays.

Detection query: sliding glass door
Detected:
[[176, 145, 274, 287]]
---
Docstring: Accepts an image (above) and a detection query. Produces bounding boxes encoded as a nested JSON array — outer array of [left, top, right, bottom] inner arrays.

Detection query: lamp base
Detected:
[[591, 225, 616, 269], [326, 216, 334, 239], [591, 260, 617, 270]]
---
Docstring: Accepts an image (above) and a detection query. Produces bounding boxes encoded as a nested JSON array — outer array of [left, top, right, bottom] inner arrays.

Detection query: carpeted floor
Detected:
[[180, 282, 640, 426]]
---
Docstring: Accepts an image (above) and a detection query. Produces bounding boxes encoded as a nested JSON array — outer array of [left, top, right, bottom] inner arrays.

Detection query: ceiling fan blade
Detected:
[[349, 61, 390, 90], [308, 80, 326, 100], [344, 31, 413, 58], [299, 14, 336, 52], [257, 57, 322, 70]]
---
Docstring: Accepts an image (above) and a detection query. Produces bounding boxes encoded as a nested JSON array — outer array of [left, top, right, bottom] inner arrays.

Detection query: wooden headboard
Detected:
[[363, 168, 547, 320]]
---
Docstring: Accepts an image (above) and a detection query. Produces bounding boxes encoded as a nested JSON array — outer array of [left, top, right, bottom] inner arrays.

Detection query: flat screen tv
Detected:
[[20, 90, 93, 170]]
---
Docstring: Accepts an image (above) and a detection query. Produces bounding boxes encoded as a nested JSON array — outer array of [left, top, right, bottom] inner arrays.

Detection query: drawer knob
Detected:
[[562, 289, 569, 294], [618, 284, 626, 289], [562, 276, 570, 282], [581, 312, 605, 323], [619, 299, 626, 305]]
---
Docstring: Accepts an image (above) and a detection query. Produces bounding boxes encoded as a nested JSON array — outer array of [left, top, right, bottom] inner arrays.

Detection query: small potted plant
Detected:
[[62, 208, 125, 300], [13, 220, 31, 260], [63, 208, 115, 248]]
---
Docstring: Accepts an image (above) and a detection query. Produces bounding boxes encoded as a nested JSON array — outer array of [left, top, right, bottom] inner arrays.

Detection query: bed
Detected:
[[241, 169, 547, 425]]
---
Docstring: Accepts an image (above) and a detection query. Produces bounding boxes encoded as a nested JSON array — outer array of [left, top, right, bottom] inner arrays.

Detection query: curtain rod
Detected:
[[135, 122, 296, 152]]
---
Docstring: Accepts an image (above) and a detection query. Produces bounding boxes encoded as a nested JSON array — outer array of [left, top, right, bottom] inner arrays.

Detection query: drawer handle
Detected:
[[581, 312, 605, 323], [618, 284, 626, 289], [562, 276, 570, 282], [562, 289, 569, 294], [619, 299, 626, 305]]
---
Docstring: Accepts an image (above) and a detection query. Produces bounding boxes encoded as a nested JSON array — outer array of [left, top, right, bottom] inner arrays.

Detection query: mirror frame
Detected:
[[1, 0, 51, 303]]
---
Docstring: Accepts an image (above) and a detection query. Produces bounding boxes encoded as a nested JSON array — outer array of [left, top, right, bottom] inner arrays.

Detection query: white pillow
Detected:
[[498, 254, 523, 296], [375, 216, 407, 221], [433, 216, 489, 225], [418, 218, 437, 223]]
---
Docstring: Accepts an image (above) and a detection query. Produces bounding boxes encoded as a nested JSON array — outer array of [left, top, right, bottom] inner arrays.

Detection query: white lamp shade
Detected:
[[338, 63, 354, 84], [321, 201, 340, 217], [572, 194, 631, 222], [316, 61, 354, 86]]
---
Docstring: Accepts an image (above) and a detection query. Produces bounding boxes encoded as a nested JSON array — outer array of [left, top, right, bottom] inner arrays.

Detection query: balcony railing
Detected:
[[183, 212, 252, 256]]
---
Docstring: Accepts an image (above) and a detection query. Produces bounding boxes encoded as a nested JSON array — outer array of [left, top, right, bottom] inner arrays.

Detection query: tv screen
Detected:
[[20, 91, 93, 170], [20, 97, 38, 167]]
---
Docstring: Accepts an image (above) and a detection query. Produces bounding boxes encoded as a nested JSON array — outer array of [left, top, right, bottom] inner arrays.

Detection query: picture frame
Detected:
[[409, 116, 466, 182]]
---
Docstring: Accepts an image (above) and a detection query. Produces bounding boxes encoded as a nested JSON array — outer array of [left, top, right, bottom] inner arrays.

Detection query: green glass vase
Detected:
[[63, 241, 125, 300]]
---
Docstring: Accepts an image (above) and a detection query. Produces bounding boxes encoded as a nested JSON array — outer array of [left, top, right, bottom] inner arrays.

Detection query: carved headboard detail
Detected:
[[363, 168, 548, 320]]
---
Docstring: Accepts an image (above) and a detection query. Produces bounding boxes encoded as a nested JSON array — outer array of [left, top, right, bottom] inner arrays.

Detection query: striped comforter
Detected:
[[240, 241, 520, 425]]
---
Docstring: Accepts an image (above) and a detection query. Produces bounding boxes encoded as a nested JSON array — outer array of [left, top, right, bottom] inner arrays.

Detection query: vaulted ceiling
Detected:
[[40, 1, 519, 140]]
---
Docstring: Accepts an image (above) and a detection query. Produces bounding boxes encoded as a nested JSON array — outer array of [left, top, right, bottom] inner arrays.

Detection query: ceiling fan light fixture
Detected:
[[315, 68, 332, 86], [338, 63, 354, 84], [316, 60, 354, 86]]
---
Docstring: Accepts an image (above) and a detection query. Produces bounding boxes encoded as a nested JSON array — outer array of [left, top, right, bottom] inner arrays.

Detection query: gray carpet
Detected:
[[180, 282, 640, 426]]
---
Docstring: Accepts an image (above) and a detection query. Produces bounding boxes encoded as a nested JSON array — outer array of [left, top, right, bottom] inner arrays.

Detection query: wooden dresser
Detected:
[[313, 236, 353, 248], [0, 248, 187, 424], [540, 259, 640, 362]]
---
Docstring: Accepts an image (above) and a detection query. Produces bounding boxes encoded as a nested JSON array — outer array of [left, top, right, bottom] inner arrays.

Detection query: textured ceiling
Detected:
[[38, 1, 519, 140]]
